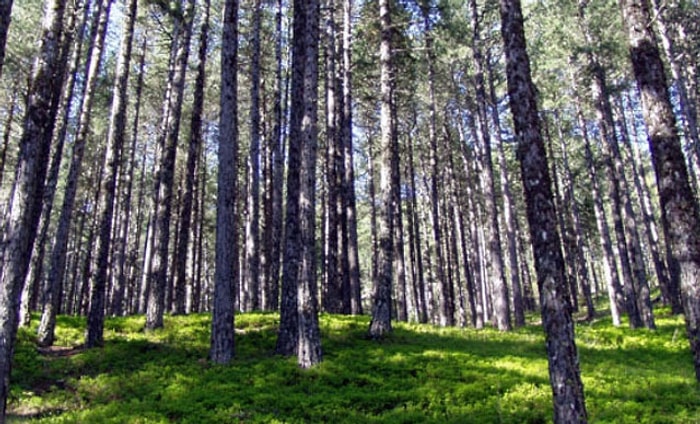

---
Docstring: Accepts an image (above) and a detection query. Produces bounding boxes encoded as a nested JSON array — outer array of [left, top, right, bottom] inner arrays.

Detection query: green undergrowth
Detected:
[[6, 309, 700, 423]]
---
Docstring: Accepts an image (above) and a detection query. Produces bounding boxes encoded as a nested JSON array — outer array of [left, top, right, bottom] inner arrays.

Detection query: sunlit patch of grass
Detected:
[[6, 308, 700, 423]]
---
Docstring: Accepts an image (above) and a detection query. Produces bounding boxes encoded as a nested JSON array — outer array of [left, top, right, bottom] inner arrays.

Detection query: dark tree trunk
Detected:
[[38, 0, 112, 347], [619, 0, 700, 381], [0, 0, 14, 79], [499, 0, 588, 420], [210, 0, 239, 365], [342, 0, 362, 315], [0, 0, 67, 415], [174, 0, 210, 316], [147, 0, 196, 330], [244, 0, 263, 312], [85, 0, 137, 349], [368, 0, 395, 338]]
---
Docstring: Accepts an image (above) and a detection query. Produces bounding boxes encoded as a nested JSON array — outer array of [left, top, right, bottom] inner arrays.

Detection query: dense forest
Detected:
[[0, 0, 699, 421]]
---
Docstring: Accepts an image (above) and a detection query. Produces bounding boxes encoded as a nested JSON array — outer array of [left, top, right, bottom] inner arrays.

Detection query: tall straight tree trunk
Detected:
[[554, 112, 595, 321], [469, 0, 510, 330], [368, 0, 395, 338], [174, 0, 210, 316], [295, 0, 322, 368], [342, 0, 362, 315], [210, 0, 239, 365], [619, 0, 700, 381], [20, 0, 84, 327], [570, 66, 623, 325], [575, 0, 640, 327], [147, 0, 196, 330], [0, 0, 67, 416], [499, 0, 588, 420], [0, 81, 18, 189], [244, 0, 262, 312], [37, 0, 112, 347], [0, 0, 14, 79], [323, 0, 341, 314], [617, 93, 680, 312], [85, 0, 137, 349], [421, 1, 452, 327], [113, 36, 147, 317]]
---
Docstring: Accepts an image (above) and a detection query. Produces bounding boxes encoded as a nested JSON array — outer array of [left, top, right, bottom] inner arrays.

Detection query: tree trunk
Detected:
[[147, 0, 196, 330], [244, 0, 262, 312], [174, 0, 210, 316], [499, 0, 588, 420], [341, 0, 362, 315], [85, 0, 137, 349], [0, 0, 14, 79], [0, 0, 67, 415], [619, 0, 700, 381], [210, 0, 239, 365], [618, 93, 681, 312], [37, 0, 112, 347], [368, 0, 395, 338]]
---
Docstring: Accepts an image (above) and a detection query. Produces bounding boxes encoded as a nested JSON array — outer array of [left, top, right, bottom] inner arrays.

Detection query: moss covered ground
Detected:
[[6, 309, 700, 423]]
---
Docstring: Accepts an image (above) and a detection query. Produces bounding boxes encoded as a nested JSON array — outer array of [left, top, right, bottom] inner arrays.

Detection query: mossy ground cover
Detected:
[[6, 309, 700, 423]]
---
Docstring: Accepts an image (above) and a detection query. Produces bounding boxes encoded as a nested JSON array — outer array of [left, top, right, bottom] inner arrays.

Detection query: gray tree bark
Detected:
[[210, 0, 239, 365], [499, 0, 588, 420], [368, 0, 395, 338], [619, 0, 700, 381], [85, 0, 137, 349], [147, 0, 196, 330], [0, 0, 68, 416], [38, 0, 112, 347]]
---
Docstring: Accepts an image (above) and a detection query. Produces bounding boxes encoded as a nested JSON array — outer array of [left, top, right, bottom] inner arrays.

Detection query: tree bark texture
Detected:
[[499, 0, 588, 420], [368, 0, 394, 338], [619, 0, 700, 381], [0, 0, 67, 416], [210, 0, 239, 365]]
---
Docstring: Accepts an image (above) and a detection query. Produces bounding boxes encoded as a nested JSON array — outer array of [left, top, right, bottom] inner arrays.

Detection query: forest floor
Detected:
[[6, 307, 700, 423]]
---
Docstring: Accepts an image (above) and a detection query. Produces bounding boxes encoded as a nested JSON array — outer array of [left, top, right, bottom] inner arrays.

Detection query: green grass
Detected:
[[6, 309, 700, 423]]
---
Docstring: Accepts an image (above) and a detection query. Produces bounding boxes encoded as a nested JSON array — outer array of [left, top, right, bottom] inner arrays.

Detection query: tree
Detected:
[[618, 0, 700, 381], [174, 0, 211, 316], [368, 0, 395, 338], [276, 0, 323, 367], [210, 0, 239, 365], [37, 0, 113, 347], [244, 0, 262, 312], [499, 0, 588, 420], [0, 0, 68, 416], [146, 0, 196, 330], [85, 0, 138, 349], [0, 0, 13, 79]]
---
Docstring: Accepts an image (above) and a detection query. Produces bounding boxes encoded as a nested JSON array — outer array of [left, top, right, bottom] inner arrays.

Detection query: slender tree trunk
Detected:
[[37, 0, 112, 347], [0, 82, 18, 189], [554, 111, 595, 321], [113, 36, 147, 317], [619, 0, 700, 381], [210, 0, 239, 365], [618, 93, 681, 312], [295, 0, 323, 368], [0, 0, 67, 415], [20, 1, 85, 327], [244, 0, 262, 312], [342, 0, 361, 315], [0, 0, 14, 80], [421, 1, 453, 327], [468, 0, 510, 331], [147, 0, 196, 330], [407, 132, 428, 323], [174, 0, 210, 316], [500, 0, 588, 420], [85, 0, 137, 348], [369, 0, 395, 338]]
